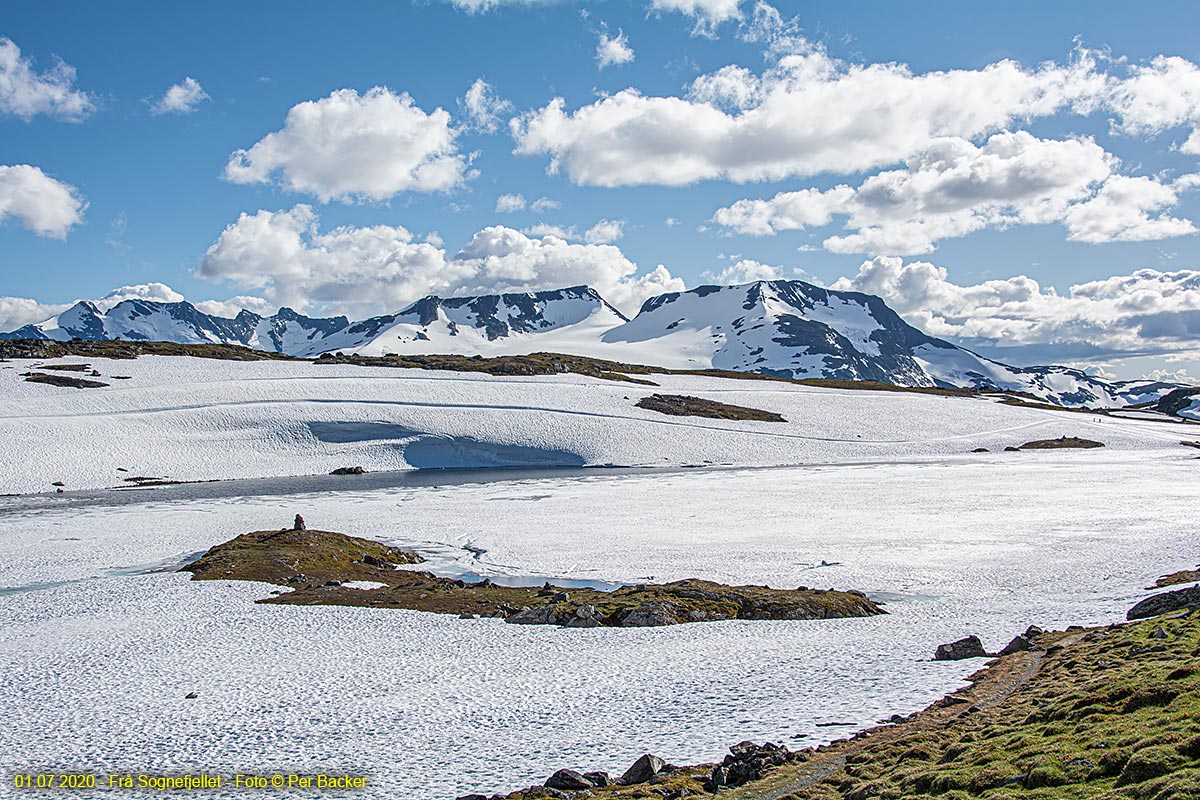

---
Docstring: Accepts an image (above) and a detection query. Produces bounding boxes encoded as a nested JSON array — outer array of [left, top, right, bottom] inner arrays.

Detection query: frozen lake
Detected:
[[1, 448, 1196, 798]]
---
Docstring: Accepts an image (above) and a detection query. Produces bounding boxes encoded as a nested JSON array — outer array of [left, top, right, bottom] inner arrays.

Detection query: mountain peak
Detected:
[[0, 282, 1186, 408]]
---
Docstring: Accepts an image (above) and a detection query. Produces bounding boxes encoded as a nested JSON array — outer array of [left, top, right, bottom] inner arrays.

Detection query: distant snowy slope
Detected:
[[3, 299, 262, 345], [1, 286, 630, 360], [603, 281, 1180, 408], [910, 344, 1176, 408], [604, 281, 940, 383], [2, 280, 1189, 407], [329, 286, 630, 358]]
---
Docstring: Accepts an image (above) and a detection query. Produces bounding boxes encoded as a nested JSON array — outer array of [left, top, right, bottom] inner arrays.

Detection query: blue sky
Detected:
[[3, 0, 1200, 379]]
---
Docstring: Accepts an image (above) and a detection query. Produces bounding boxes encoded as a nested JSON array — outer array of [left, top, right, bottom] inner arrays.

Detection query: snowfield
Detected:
[[0, 354, 1197, 798], [0, 355, 1190, 495], [0, 453, 1197, 798]]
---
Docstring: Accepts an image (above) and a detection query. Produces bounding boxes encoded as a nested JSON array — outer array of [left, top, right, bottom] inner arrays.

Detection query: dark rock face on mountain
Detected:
[[3, 280, 1189, 408], [614, 281, 940, 386], [1156, 387, 1200, 418]]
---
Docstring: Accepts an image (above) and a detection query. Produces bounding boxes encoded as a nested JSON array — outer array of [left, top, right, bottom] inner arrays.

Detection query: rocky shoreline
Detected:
[[462, 570, 1200, 799], [182, 520, 886, 628]]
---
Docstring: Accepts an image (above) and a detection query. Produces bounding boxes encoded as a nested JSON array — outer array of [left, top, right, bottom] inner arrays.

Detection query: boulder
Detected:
[[544, 769, 593, 790], [563, 604, 604, 628], [293, 514, 306, 531], [619, 754, 665, 785], [581, 772, 610, 787], [934, 635, 989, 661], [330, 466, 366, 475], [619, 603, 678, 627], [505, 606, 562, 625], [999, 634, 1032, 655], [705, 742, 793, 790], [1128, 585, 1200, 620]]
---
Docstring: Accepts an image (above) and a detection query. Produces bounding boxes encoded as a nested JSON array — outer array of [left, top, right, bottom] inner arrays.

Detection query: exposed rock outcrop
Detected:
[[705, 741, 798, 790], [1017, 436, 1104, 450], [635, 393, 787, 422], [1128, 585, 1200, 620], [934, 635, 990, 661]]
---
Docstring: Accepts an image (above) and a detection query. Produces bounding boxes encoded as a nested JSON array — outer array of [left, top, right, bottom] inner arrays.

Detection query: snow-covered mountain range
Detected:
[[1, 281, 1183, 407]]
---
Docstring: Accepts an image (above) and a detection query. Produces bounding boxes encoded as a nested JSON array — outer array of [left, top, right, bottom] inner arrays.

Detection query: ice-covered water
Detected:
[[1, 450, 1196, 798]]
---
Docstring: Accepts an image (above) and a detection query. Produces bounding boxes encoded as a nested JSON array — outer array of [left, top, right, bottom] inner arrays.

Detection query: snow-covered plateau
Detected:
[[0, 354, 1190, 495], [0, 354, 1197, 798]]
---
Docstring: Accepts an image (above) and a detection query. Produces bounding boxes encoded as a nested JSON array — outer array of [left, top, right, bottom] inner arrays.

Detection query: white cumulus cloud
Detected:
[[224, 87, 468, 202], [0, 164, 86, 239], [0, 37, 94, 121], [192, 295, 277, 318], [150, 77, 209, 115], [441, 0, 558, 11], [703, 258, 783, 284], [1106, 55, 1200, 154], [512, 40, 1102, 187], [596, 29, 635, 69], [0, 296, 71, 332], [584, 218, 625, 243], [1062, 174, 1197, 243], [197, 205, 680, 316], [712, 132, 1197, 254], [94, 283, 185, 311], [831, 256, 1200, 357], [650, 0, 743, 36], [460, 78, 512, 133], [512, 29, 1200, 193], [495, 193, 526, 212]]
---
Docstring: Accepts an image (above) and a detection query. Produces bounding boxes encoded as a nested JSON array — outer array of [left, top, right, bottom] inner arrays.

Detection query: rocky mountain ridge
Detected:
[[2, 280, 1186, 408]]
